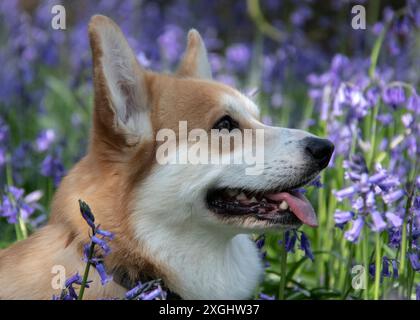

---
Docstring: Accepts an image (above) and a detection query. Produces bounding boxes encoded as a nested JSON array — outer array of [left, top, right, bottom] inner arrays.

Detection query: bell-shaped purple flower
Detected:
[[334, 210, 354, 226], [382, 86, 406, 106], [345, 217, 364, 243], [371, 211, 387, 232], [383, 189, 405, 204], [299, 232, 314, 261], [94, 262, 113, 286], [385, 212, 403, 228], [408, 252, 420, 271], [79, 200, 95, 230]]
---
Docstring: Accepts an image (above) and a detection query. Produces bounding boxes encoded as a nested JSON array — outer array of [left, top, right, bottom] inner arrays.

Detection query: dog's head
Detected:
[[88, 15, 334, 236]]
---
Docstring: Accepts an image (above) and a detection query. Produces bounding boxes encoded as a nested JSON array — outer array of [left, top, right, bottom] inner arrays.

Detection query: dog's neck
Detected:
[[132, 211, 264, 299]]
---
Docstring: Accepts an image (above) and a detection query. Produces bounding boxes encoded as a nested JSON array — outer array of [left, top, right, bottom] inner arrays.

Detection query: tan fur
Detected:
[[0, 15, 250, 299]]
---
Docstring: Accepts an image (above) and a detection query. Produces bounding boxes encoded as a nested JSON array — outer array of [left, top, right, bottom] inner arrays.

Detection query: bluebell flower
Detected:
[[407, 94, 420, 113], [416, 284, 420, 300], [383, 189, 405, 204], [408, 252, 420, 271], [94, 262, 113, 286], [371, 211, 387, 233], [91, 235, 112, 256], [79, 200, 95, 230], [226, 43, 251, 72], [125, 280, 166, 300], [125, 282, 144, 300], [382, 86, 406, 107], [0, 186, 42, 224], [96, 228, 115, 240], [344, 217, 364, 243], [65, 273, 83, 288], [35, 129, 56, 152], [299, 232, 314, 261], [41, 153, 65, 186], [255, 235, 265, 249], [385, 212, 403, 228], [284, 230, 297, 253], [309, 175, 323, 188], [140, 287, 164, 300], [259, 293, 275, 300], [382, 256, 390, 277], [334, 210, 354, 227]]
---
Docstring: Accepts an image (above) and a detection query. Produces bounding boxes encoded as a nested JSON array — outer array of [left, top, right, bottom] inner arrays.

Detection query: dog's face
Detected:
[[88, 16, 334, 236]]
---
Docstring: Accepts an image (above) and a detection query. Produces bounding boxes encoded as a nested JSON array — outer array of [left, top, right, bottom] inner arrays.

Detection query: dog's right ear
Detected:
[[88, 15, 152, 146], [176, 29, 212, 80]]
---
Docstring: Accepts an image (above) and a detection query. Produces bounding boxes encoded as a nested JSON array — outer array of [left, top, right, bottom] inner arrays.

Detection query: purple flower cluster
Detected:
[[56, 200, 166, 300], [282, 230, 314, 261], [368, 256, 399, 280], [0, 185, 42, 224], [333, 156, 405, 243], [79, 200, 114, 286], [125, 280, 167, 300]]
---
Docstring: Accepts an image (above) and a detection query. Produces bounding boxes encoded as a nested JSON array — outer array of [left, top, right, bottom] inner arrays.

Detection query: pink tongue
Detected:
[[266, 192, 318, 228]]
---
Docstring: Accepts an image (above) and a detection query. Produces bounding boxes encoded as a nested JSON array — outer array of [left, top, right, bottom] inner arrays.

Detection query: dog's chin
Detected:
[[205, 178, 319, 230]]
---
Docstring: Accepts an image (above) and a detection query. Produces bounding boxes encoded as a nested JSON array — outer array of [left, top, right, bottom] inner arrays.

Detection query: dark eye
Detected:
[[212, 115, 239, 132]]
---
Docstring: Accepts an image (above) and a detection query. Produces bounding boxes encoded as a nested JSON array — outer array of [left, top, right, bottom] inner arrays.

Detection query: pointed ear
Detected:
[[88, 15, 152, 144], [176, 29, 212, 79]]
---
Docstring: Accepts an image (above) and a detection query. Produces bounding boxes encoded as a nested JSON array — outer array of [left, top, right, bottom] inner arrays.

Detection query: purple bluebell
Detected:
[[284, 230, 297, 253], [226, 43, 251, 72], [334, 185, 359, 201], [41, 153, 65, 186], [382, 86, 406, 107], [0, 186, 42, 223], [371, 211, 387, 233], [94, 262, 113, 286], [408, 252, 420, 271], [35, 129, 56, 152], [383, 189, 405, 204], [79, 200, 95, 230], [299, 232, 314, 261], [255, 235, 265, 249], [125, 282, 144, 300], [309, 176, 323, 188], [385, 212, 403, 228], [334, 210, 354, 227], [407, 94, 420, 113], [91, 235, 112, 256], [344, 217, 364, 243], [140, 287, 164, 300], [65, 273, 83, 288], [259, 293, 275, 300], [382, 256, 390, 277], [96, 229, 115, 240]]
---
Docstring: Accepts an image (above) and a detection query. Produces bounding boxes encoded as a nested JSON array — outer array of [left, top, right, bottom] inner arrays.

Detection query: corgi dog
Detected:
[[0, 15, 333, 300]]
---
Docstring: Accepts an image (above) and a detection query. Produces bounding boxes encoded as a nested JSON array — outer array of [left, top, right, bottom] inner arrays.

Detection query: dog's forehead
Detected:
[[219, 91, 260, 120]]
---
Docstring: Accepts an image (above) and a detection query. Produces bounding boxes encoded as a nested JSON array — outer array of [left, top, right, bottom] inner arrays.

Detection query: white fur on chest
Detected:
[[133, 207, 263, 299]]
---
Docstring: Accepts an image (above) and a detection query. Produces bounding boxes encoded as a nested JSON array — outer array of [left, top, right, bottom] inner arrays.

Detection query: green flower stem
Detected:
[[78, 241, 95, 300], [373, 232, 382, 300], [278, 231, 288, 300], [362, 227, 370, 300], [246, 0, 284, 43], [5, 159, 28, 240]]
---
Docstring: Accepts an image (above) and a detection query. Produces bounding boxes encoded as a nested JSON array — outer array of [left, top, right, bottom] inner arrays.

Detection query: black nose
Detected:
[[303, 137, 334, 169]]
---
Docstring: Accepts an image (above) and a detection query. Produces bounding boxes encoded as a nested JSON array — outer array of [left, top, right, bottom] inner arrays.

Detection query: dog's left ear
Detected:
[[176, 29, 212, 79]]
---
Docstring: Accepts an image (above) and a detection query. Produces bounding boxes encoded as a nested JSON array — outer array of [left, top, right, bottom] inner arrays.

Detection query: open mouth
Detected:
[[206, 188, 318, 228]]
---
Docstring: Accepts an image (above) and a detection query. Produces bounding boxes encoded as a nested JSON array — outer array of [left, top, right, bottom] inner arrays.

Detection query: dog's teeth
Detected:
[[227, 189, 238, 197], [250, 197, 258, 203], [236, 192, 247, 200], [279, 201, 289, 210]]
